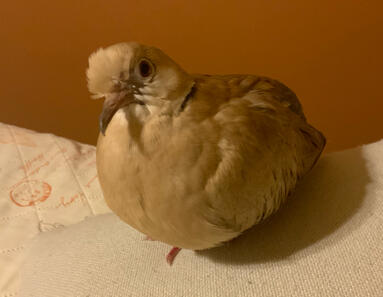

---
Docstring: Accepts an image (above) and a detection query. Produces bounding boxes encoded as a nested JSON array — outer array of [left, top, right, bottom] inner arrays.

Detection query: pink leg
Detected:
[[143, 235, 155, 241], [166, 247, 181, 265]]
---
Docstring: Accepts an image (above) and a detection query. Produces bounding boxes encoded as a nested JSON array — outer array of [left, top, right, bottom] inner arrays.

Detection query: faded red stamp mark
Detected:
[[18, 153, 50, 177], [56, 191, 86, 208], [85, 174, 98, 188], [10, 180, 52, 207]]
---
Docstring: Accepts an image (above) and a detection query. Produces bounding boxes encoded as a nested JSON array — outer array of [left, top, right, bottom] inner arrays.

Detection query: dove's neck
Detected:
[[161, 80, 195, 116], [111, 83, 193, 130], [135, 81, 195, 118]]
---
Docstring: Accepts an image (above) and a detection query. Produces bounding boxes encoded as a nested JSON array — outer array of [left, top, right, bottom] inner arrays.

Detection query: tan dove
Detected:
[[87, 42, 326, 265]]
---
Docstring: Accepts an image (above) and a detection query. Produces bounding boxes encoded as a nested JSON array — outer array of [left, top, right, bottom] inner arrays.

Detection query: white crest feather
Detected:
[[86, 43, 137, 99]]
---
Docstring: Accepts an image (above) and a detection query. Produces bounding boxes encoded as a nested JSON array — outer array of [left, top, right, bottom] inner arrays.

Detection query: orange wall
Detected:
[[1, 1, 382, 152]]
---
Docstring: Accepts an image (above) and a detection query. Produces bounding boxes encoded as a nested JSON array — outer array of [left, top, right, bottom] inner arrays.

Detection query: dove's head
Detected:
[[86, 42, 194, 135]]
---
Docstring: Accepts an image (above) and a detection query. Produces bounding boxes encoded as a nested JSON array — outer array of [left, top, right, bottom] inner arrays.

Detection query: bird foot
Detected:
[[143, 235, 155, 241], [166, 247, 181, 265]]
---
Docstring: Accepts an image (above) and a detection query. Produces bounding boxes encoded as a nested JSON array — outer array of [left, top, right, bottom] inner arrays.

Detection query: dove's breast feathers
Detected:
[[96, 75, 325, 250]]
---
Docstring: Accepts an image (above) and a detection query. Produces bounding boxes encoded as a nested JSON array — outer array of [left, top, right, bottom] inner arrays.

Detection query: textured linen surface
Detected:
[[19, 139, 383, 296], [0, 123, 110, 297]]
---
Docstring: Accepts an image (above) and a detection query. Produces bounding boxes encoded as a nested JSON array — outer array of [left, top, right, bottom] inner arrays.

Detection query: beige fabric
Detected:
[[19, 139, 383, 297], [0, 123, 110, 297]]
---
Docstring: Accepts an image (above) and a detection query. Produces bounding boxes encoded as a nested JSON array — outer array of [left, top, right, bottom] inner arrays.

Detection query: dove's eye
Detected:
[[138, 60, 153, 78]]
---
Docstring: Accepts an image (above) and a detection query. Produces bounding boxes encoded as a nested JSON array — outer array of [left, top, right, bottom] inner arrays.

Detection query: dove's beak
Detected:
[[99, 91, 133, 136]]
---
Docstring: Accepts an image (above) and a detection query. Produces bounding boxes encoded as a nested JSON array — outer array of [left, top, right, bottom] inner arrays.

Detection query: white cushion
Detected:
[[18, 138, 383, 297], [0, 123, 110, 297]]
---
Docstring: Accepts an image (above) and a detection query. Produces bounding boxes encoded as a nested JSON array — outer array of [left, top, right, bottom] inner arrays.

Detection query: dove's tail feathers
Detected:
[[298, 124, 327, 174]]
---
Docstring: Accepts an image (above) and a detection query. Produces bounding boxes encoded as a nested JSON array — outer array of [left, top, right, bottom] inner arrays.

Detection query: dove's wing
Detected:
[[176, 74, 326, 234], [188, 74, 325, 173]]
